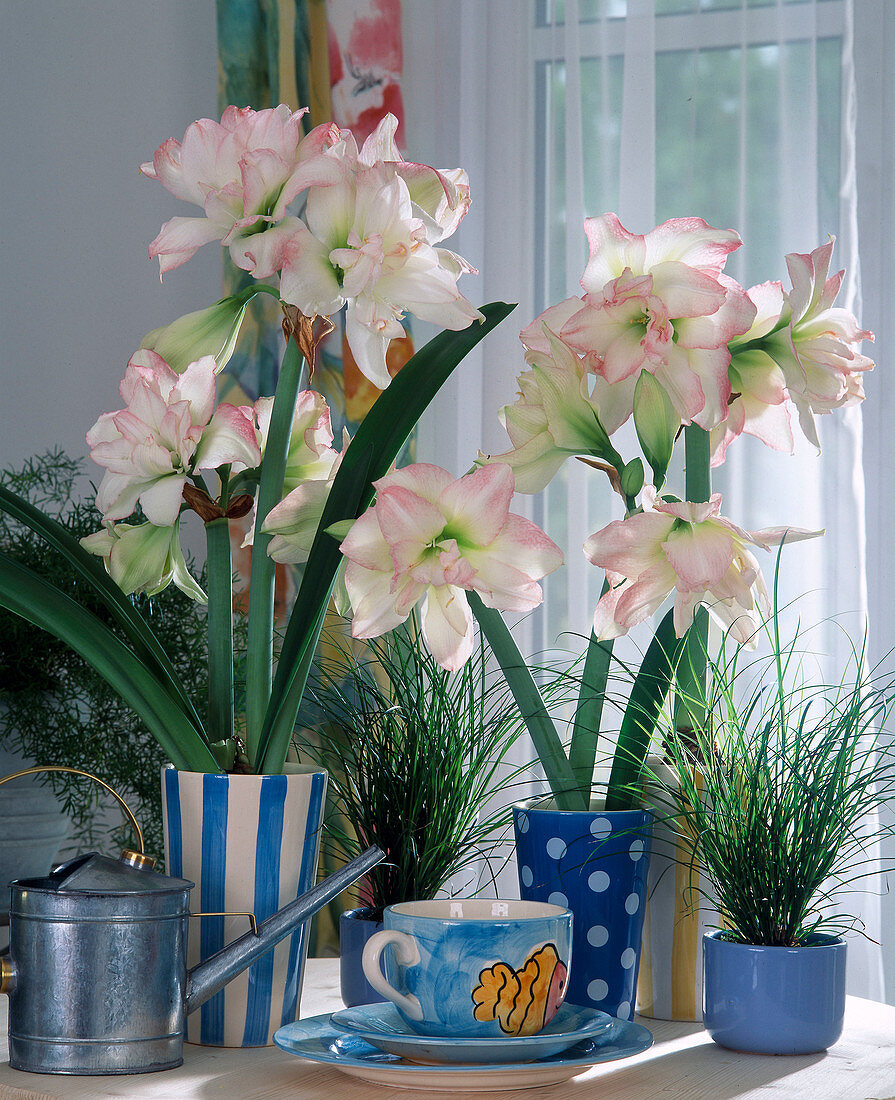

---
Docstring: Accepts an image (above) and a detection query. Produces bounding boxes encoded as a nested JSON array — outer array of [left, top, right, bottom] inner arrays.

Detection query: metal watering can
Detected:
[[0, 767, 384, 1075]]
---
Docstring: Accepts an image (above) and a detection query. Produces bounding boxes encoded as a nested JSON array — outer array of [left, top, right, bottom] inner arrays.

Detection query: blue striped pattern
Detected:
[[164, 767, 327, 1045], [199, 774, 229, 1045], [281, 769, 326, 1025], [241, 776, 287, 1045], [163, 768, 183, 878]]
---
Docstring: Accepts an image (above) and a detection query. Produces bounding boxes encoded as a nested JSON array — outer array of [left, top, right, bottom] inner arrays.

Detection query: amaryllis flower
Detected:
[[254, 389, 340, 494], [141, 105, 340, 276], [482, 325, 622, 494], [714, 241, 874, 458], [339, 463, 563, 670], [776, 240, 873, 447], [81, 520, 205, 602], [710, 281, 794, 466], [584, 487, 820, 644], [261, 434, 348, 565], [276, 118, 482, 388], [86, 351, 260, 525], [560, 215, 756, 431], [241, 391, 342, 549]]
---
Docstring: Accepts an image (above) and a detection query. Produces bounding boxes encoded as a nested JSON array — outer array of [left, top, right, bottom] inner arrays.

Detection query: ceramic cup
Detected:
[[361, 898, 573, 1038]]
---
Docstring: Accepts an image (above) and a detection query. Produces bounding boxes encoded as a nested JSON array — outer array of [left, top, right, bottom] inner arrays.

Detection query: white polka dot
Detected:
[[587, 978, 609, 1002], [548, 891, 568, 908], [520, 865, 533, 888], [625, 892, 640, 915], [620, 947, 636, 969], [590, 817, 612, 840], [617, 1000, 632, 1020], [629, 839, 644, 861], [588, 870, 610, 893], [587, 925, 609, 948], [546, 837, 567, 860], [517, 812, 530, 834]]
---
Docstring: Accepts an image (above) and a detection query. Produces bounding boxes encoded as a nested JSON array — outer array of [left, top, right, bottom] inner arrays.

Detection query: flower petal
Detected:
[[420, 585, 474, 671]]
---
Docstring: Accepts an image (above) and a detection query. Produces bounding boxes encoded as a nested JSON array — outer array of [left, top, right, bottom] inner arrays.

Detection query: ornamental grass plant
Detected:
[[300, 623, 530, 917], [649, 597, 895, 947]]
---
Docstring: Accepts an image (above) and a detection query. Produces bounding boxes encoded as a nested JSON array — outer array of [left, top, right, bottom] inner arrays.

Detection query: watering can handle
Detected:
[[184, 845, 385, 1014], [0, 766, 148, 858]]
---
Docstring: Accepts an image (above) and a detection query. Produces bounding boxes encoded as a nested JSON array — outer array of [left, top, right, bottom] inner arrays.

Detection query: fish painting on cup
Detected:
[[362, 899, 574, 1039], [473, 941, 569, 1035]]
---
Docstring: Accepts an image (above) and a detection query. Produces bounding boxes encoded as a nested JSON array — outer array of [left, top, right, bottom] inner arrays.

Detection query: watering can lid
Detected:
[[39, 852, 194, 894]]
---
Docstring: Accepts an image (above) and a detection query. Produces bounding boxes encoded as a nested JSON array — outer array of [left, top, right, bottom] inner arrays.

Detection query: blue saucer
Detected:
[[274, 1012, 654, 1090], [332, 1000, 612, 1064]]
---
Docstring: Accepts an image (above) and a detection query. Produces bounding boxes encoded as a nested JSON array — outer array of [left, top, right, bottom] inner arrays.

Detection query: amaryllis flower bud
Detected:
[[81, 520, 205, 602]]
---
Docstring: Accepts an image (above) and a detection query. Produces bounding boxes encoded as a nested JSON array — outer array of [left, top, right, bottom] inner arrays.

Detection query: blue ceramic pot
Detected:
[[703, 930, 847, 1054], [513, 802, 652, 1020], [340, 907, 386, 1007]]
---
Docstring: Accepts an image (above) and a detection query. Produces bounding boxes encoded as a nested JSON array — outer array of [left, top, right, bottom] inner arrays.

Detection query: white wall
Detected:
[[0, 0, 220, 474]]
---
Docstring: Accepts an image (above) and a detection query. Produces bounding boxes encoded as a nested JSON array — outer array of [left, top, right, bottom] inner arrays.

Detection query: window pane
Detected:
[[538, 0, 838, 25]]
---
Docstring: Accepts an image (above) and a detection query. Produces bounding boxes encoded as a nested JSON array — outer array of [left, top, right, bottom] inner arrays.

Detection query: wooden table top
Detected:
[[0, 957, 893, 1099]]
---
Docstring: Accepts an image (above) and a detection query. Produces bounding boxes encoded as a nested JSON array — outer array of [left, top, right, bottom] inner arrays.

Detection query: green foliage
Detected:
[[300, 622, 529, 918], [0, 451, 212, 861], [650, 615, 895, 947]]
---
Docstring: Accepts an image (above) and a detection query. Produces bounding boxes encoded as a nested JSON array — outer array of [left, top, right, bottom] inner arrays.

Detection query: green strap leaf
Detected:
[[0, 486, 205, 735], [256, 443, 373, 774], [245, 336, 303, 763], [258, 302, 517, 775], [469, 592, 586, 812], [605, 608, 686, 810], [0, 555, 220, 772], [569, 628, 614, 797]]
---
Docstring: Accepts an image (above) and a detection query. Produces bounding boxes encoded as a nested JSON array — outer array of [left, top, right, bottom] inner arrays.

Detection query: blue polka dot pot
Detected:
[[513, 802, 652, 1021]]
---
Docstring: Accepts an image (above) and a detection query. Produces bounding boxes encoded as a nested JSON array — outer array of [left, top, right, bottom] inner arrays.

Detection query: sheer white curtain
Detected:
[[404, 0, 883, 997]]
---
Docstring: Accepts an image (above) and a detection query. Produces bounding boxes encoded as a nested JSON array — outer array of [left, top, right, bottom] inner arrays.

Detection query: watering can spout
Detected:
[[184, 845, 384, 1015]]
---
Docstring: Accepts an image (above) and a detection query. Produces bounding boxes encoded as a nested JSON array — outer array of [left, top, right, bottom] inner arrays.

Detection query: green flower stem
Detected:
[[468, 591, 586, 811], [205, 516, 234, 747], [245, 336, 303, 768], [675, 424, 711, 737]]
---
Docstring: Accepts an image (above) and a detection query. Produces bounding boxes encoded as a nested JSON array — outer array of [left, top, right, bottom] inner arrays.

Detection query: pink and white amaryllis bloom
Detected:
[[254, 389, 340, 496], [242, 390, 342, 549], [276, 126, 482, 388], [339, 463, 563, 670], [141, 104, 341, 276], [261, 434, 347, 565], [559, 215, 756, 431], [86, 351, 261, 526], [780, 239, 873, 447], [711, 281, 795, 466], [483, 325, 621, 494], [584, 487, 821, 645]]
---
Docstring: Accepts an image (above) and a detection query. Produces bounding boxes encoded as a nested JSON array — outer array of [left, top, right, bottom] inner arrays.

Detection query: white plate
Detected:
[[273, 1012, 653, 1092], [330, 1000, 613, 1063]]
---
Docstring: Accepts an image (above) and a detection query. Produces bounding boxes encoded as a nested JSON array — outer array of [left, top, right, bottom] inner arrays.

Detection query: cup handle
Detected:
[[361, 929, 424, 1021]]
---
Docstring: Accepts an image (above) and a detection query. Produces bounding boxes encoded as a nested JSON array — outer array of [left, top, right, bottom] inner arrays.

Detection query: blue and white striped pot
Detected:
[[162, 764, 327, 1046], [513, 802, 652, 1021]]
